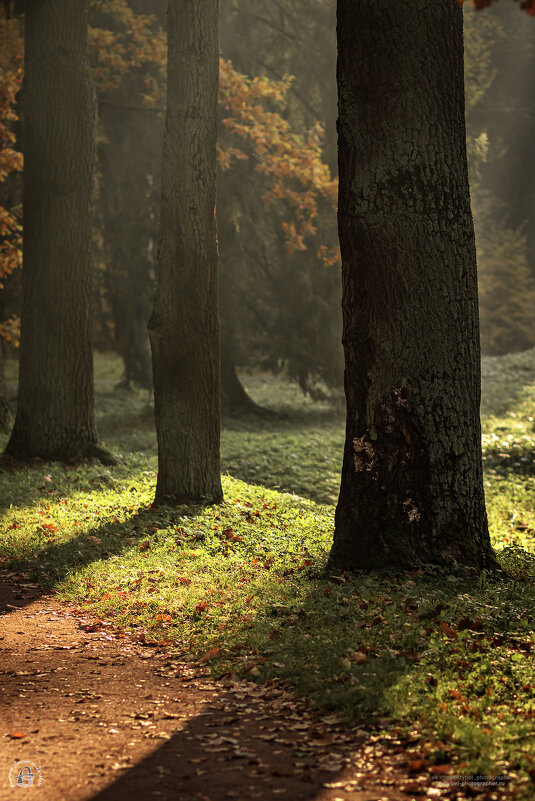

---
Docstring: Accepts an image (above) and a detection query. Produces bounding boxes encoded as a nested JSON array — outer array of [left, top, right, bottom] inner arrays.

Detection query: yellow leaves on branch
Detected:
[[0, 315, 20, 348], [89, 0, 166, 102], [0, 13, 23, 187], [1, 4, 340, 291], [0, 11, 23, 345], [218, 59, 338, 260]]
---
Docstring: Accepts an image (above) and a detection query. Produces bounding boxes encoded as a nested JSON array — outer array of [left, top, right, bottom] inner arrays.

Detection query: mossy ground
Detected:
[[1, 352, 534, 795]]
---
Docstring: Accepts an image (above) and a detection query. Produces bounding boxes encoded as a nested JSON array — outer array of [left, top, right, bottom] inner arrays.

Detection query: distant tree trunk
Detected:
[[0, 342, 11, 434], [148, 0, 222, 504], [331, 0, 497, 572], [220, 330, 267, 416], [99, 104, 158, 391], [219, 260, 267, 416], [5, 1, 112, 463]]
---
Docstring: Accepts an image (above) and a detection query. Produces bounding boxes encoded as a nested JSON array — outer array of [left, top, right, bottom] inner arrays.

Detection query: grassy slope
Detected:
[[1, 352, 534, 794]]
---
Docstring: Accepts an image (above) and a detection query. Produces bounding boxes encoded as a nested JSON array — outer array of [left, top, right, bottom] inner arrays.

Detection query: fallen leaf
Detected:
[[198, 647, 221, 662], [432, 764, 451, 775], [349, 650, 367, 664], [439, 622, 458, 639], [408, 758, 426, 772]]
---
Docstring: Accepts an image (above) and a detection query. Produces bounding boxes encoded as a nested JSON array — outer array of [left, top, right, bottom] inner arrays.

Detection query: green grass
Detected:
[[1, 351, 534, 796]]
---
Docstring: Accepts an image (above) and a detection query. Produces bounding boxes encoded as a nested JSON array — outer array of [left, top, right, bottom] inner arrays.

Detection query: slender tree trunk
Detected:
[[331, 0, 497, 572], [0, 342, 11, 434], [5, 1, 111, 463], [148, 0, 222, 504], [99, 105, 156, 391], [220, 330, 268, 416]]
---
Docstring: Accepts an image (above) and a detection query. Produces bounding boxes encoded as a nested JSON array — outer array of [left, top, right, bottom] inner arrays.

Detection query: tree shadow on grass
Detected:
[[483, 445, 535, 477], [3, 503, 205, 588], [76, 567, 454, 801]]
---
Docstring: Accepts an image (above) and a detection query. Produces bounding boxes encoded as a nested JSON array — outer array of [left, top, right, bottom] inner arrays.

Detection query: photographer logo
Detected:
[[8, 761, 43, 788]]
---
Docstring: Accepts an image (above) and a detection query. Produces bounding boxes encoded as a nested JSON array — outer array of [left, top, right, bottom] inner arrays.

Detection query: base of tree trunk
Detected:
[[0, 406, 12, 435], [221, 352, 276, 418], [153, 487, 223, 507], [3, 439, 117, 466]]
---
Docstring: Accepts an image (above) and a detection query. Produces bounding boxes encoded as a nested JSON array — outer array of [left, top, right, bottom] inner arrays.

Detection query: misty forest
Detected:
[[0, 1, 534, 799]]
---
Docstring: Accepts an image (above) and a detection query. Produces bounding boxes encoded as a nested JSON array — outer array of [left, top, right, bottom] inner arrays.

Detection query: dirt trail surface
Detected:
[[0, 571, 484, 801]]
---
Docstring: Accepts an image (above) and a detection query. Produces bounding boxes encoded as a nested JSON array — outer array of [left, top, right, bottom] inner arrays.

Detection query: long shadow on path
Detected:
[[0, 575, 416, 801]]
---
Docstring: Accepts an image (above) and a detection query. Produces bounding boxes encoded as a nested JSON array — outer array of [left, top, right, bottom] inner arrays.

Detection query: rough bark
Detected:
[[5, 1, 112, 463], [148, 0, 222, 505], [330, 0, 497, 572]]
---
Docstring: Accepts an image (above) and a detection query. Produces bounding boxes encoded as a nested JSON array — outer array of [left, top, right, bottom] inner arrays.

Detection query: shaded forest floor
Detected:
[[1, 353, 534, 800]]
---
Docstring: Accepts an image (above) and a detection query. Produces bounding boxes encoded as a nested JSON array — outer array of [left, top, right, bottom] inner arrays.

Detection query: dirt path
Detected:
[[0, 571, 488, 801]]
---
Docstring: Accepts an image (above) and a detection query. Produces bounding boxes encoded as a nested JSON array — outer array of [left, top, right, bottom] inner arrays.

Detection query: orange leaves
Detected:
[[0, 10, 23, 333], [218, 59, 337, 256], [439, 621, 458, 639], [88, 0, 166, 100], [37, 522, 58, 537], [198, 647, 221, 662], [221, 527, 243, 543], [348, 649, 367, 664], [408, 758, 426, 772], [458, 0, 535, 12]]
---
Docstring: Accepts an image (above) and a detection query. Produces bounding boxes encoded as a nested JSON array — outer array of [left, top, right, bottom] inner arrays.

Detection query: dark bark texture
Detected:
[[5, 0, 105, 462], [331, 0, 496, 571], [149, 0, 222, 504]]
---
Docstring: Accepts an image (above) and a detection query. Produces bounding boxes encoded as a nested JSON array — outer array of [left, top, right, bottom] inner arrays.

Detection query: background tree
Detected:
[[148, 0, 222, 505], [0, 8, 22, 433], [5, 0, 113, 463], [219, 1, 342, 403], [331, 0, 497, 571], [89, 0, 166, 390]]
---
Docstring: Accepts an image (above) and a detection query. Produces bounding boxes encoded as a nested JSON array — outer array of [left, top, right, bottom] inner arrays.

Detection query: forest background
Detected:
[[2, 0, 535, 412]]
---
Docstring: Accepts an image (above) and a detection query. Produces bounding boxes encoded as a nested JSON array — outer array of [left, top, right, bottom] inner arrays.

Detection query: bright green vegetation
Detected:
[[1, 352, 534, 795]]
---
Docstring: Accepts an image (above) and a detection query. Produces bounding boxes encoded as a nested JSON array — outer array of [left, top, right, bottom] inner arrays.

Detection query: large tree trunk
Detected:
[[148, 0, 222, 505], [331, 0, 497, 572], [5, 1, 111, 463]]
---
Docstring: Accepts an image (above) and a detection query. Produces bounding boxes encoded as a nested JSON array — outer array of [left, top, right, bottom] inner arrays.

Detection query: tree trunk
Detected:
[[99, 104, 158, 391], [0, 342, 11, 434], [148, 0, 222, 505], [220, 330, 269, 416], [5, 1, 111, 463], [331, 0, 497, 572]]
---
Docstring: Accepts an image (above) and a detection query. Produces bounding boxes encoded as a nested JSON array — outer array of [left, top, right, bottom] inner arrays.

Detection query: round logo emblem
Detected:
[[8, 761, 43, 788]]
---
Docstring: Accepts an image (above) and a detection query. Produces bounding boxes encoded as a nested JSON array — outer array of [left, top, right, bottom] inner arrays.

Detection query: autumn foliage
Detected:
[[0, 11, 22, 346], [458, 0, 535, 14], [218, 60, 338, 261]]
